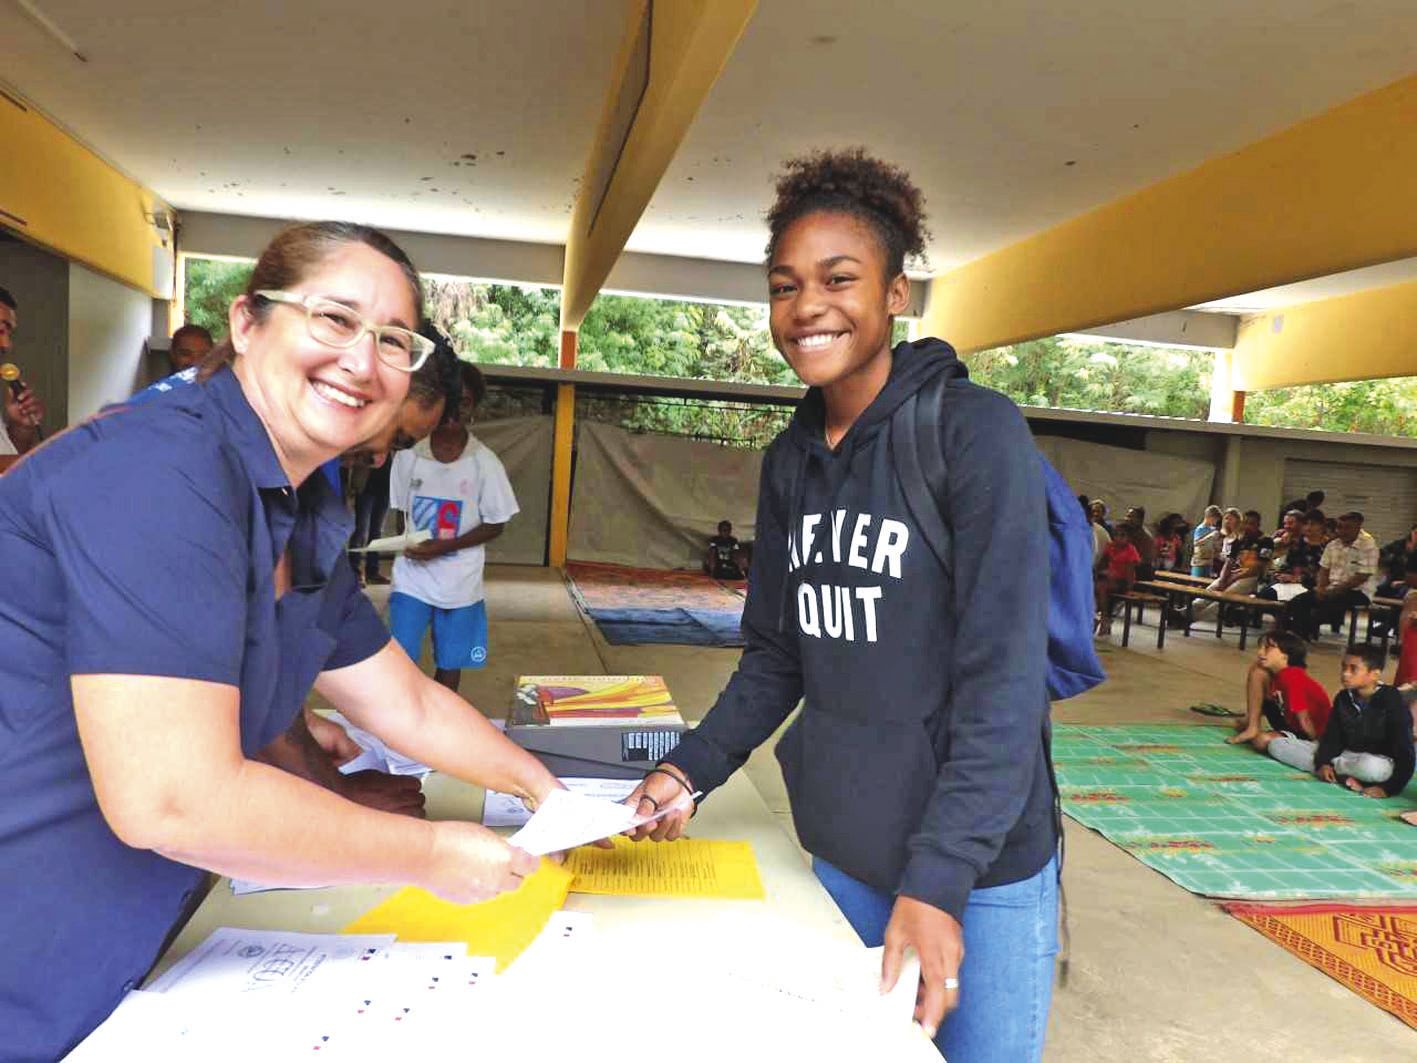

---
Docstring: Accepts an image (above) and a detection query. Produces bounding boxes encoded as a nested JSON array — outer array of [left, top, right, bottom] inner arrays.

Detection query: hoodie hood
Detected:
[[787, 338, 967, 460], [774, 339, 968, 627]]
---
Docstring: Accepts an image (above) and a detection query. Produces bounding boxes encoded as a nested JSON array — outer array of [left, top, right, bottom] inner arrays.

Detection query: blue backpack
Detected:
[[891, 368, 1105, 701]]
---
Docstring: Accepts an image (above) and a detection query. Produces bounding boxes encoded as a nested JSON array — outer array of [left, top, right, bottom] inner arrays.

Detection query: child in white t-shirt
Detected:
[[388, 366, 517, 692]]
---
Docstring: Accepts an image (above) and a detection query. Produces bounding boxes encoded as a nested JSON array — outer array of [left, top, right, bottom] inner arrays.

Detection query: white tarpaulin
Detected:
[[474, 414, 553, 565], [568, 420, 763, 569], [1035, 435, 1214, 524]]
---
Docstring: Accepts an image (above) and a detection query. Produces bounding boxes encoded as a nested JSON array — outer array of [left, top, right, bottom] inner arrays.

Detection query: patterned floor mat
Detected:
[[1223, 902, 1417, 1029], [1056, 725, 1417, 899], [565, 562, 745, 647]]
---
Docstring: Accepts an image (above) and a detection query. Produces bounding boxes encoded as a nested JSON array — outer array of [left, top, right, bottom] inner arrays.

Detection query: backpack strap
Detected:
[[891, 372, 953, 582]]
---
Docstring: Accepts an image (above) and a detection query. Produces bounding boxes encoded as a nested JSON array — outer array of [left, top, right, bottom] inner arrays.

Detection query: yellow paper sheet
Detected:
[[342, 858, 572, 971], [566, 836, 764, 900]]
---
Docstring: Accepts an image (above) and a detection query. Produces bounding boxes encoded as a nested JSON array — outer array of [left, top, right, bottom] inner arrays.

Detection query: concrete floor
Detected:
[[389, 565, 1415, 1060]]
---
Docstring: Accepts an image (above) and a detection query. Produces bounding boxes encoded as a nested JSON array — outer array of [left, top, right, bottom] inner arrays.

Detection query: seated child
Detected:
[[1094, 524, 1141, 636], [704, 520, 745, 580], [1261, 645, 1415, 798], [1228, 630, 1330, 746]]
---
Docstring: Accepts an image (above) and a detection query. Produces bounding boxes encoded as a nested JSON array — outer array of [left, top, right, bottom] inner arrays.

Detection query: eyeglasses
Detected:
[[254, 290, 433, 373]]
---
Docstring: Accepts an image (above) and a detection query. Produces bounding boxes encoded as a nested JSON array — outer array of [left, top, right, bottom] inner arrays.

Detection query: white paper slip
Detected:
[[147, 928, 396, 1000], [349, 528, 432, 553], [507, 787, 639, 856], [482, 776, 639, 828]]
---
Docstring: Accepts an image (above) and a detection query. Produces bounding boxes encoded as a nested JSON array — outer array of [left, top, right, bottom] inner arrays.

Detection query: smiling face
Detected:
[[767, 211, 910, 394], [230, 242, 415, 481]]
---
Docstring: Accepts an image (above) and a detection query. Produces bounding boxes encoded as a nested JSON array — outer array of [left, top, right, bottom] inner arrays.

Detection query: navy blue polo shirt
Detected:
[[0, 365, 389, 1060]]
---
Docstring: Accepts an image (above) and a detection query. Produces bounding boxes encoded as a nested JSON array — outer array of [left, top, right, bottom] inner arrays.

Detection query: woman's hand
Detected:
[[624, 765, 695, 842], [1318, 764, 1338, 783], [882, 896, 964, 1040], [423, 821, 538, 903]]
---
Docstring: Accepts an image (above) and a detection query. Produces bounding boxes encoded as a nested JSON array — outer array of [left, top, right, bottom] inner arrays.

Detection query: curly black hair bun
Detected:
[[765, 147, 929, 276]]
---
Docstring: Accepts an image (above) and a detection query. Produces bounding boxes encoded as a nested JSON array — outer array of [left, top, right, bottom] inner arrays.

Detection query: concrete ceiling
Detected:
[[0, 0, 627, 244], [2, 0, 1414, 305], [631, 0, 1417, 270], [1190, 256, 1417, 313]]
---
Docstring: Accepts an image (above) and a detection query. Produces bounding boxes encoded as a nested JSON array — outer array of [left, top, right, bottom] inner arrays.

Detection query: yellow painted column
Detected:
[[548, 330, 578, 568]]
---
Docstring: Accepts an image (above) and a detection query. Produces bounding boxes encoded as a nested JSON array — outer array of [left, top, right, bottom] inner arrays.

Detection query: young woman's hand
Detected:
[[422, 821, 538, 903], [882, 896, 963, 1040], [623, 765, 695, 842], [1317, 764, 1338, 783]]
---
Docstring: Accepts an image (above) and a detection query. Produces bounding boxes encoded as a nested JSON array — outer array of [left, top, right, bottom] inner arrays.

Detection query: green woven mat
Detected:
[[1056, 724, 1417, 899]]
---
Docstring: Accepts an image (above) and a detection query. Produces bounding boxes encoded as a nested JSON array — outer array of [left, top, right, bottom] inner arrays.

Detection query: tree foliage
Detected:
[[183, 258, 254, 339], [185, 258, 1413, 441], [965, 337, 1213, 419]]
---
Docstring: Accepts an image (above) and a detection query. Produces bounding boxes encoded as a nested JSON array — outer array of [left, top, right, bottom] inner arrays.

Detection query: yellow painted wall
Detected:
[[560, 0, 756, 330], [1233, 280, 1417, 391], [923, 75, 1417, 354], [0, 91, 169, 296]]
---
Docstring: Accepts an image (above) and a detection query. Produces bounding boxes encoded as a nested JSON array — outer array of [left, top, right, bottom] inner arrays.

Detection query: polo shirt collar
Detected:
[[206, 364, 291, 491]]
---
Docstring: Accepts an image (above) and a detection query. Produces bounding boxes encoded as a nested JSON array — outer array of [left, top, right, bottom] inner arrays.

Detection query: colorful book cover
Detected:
[[511, 675, 683, 727]]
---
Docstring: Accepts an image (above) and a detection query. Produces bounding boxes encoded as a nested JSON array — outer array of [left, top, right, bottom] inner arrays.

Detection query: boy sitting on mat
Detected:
[[1259, 644, 1415, 799], [1228, 631, 1330, 747]]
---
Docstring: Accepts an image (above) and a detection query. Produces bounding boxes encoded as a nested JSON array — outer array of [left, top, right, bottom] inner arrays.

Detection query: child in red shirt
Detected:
[[1094, 525, 1142, 636], [1228, 630, 1331, 748]]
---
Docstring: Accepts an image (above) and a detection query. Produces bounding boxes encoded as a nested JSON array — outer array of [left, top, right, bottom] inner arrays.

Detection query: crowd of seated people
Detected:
[[1081, 492, 1417, 669]]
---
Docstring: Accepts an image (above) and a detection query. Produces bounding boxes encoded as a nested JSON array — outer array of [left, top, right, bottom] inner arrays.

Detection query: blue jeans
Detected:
[[813, 855, 1059, 1062]]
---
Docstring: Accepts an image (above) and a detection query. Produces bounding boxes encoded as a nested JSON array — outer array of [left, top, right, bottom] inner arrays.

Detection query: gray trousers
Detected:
[[1266, 735, 1393, 783]]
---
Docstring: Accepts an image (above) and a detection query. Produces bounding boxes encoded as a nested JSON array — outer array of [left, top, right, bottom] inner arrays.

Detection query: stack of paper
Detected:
[[66, 929, 497, 1061]]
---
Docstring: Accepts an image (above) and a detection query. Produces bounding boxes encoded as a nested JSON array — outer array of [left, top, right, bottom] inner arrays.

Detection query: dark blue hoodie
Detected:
[[664, 339, 1057, 921]]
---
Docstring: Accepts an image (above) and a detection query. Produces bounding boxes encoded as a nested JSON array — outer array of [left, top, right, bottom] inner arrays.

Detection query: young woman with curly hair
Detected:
[[629, 149, 1059, 1061]]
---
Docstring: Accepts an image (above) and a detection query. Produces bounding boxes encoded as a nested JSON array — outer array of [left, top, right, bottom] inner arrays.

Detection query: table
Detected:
[[153, 767, 940, 1060]]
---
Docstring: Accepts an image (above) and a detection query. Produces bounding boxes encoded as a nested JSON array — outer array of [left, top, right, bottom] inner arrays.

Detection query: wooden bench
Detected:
[[1138, 579, 1287, 650], [1152, 570, 1212, 587], [1114, 590, 1169, 649], [1358, 596, 1409, 654]]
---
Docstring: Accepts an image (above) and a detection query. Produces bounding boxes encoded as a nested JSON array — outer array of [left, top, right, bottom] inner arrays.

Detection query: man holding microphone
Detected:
[[0, 286, 47, 472]]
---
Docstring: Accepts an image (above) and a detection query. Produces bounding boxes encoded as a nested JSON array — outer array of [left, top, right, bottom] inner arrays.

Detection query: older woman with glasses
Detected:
[[0, 222, 560, 1060]]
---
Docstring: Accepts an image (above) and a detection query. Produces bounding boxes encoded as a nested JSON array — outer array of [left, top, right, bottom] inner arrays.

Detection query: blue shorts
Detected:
[[388, 593, 489, 671]]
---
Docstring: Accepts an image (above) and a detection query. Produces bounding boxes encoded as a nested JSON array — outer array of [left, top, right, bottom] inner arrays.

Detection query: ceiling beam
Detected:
[[1067, 309, 1237, 350], [922, 74, 1417, 354], [559, 0, 756, 332], [1232, 279, 1417, 391]]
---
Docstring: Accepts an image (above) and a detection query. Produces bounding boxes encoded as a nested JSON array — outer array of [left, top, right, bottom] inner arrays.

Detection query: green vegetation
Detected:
[[183, 257, 253, 339], [183, 257, 1414, 441], [966, 338, 1213, 420]]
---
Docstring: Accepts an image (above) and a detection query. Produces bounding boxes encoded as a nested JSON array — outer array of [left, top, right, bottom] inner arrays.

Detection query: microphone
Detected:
[[0, 362, 21, 398], [0, 363, 43, 435]]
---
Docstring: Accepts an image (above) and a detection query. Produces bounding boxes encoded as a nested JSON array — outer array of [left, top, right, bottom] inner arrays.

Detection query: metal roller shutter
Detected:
[[1281, 459, 1417, 546]]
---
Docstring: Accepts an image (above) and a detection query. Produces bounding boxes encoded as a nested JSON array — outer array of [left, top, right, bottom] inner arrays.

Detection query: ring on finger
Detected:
[[943, 978, 960, 991], [639, 793, 661, 811]]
